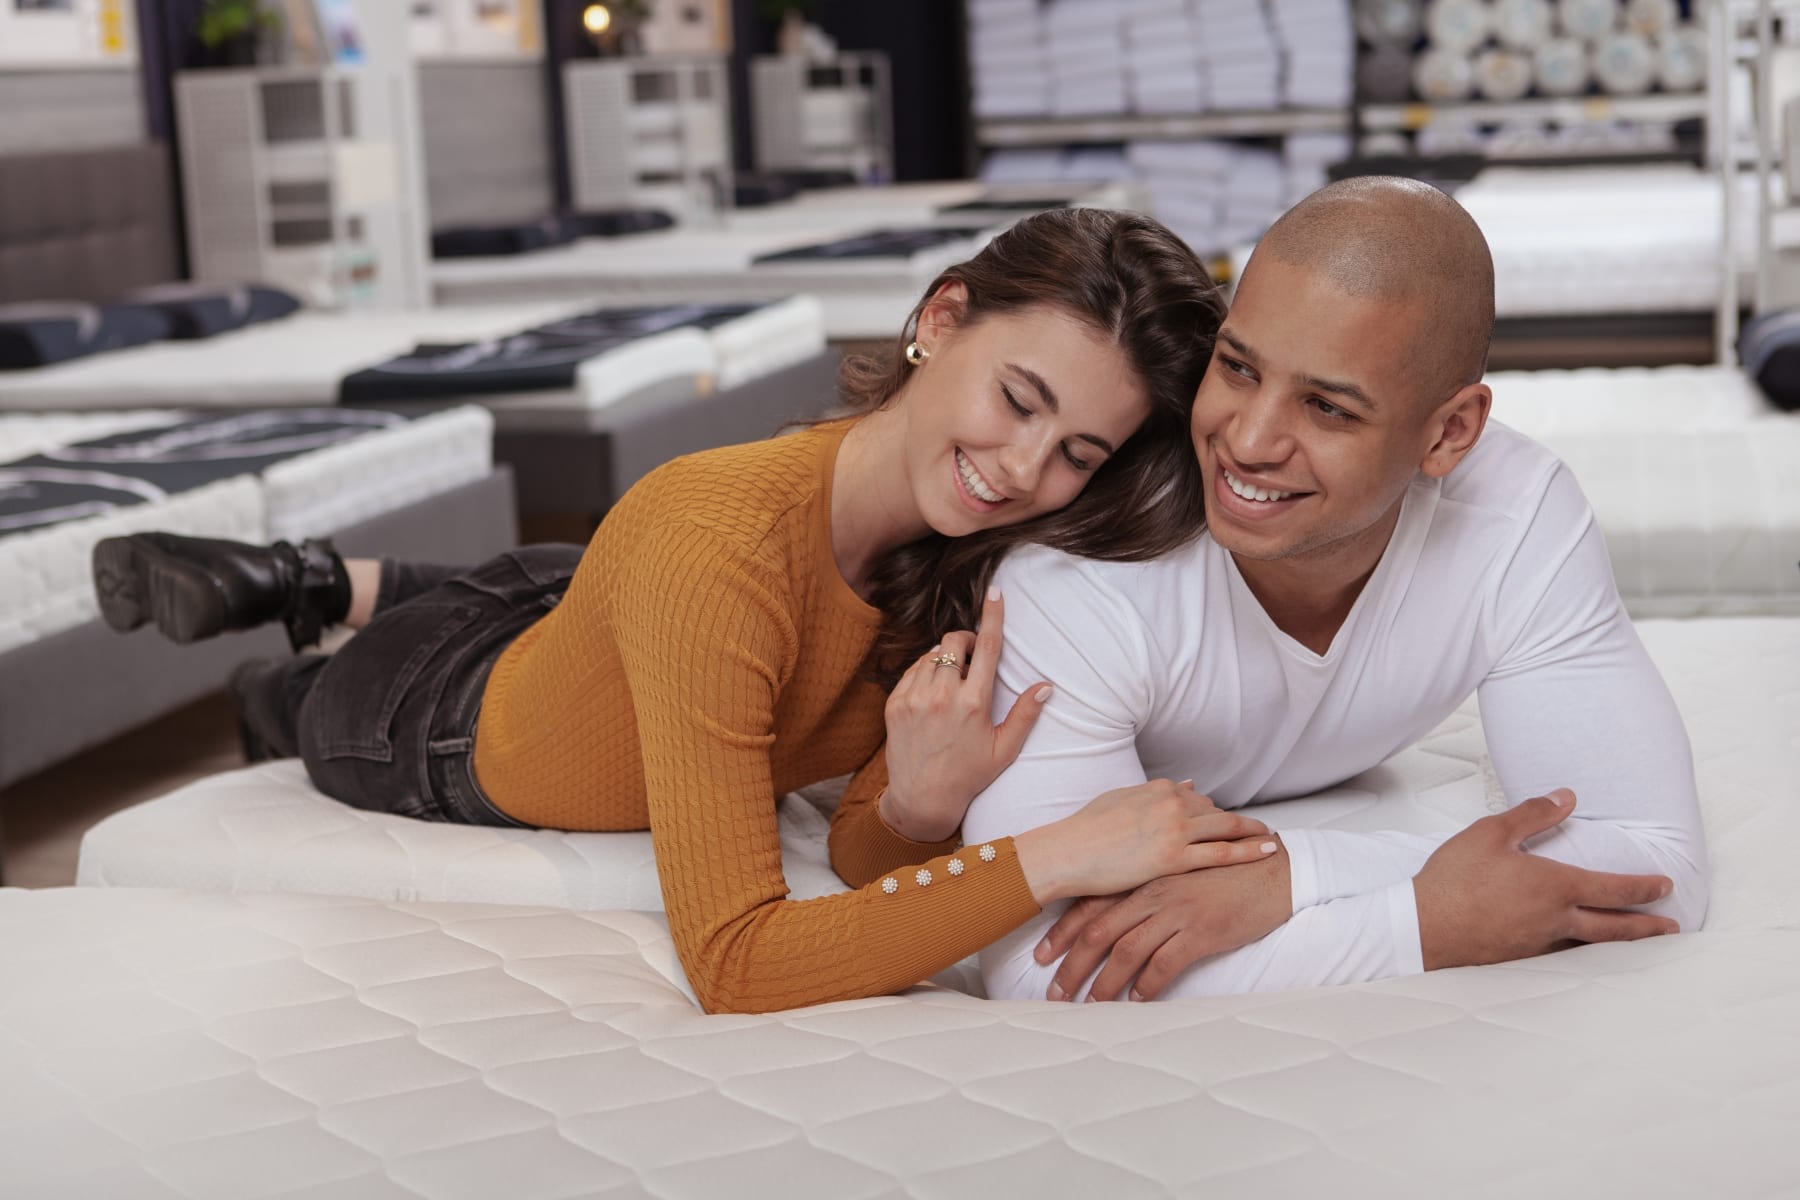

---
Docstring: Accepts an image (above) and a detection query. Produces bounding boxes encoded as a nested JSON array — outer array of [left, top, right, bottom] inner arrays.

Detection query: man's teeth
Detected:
[[1224, 470, 1293, 503], [957, 450, 1005, 503]]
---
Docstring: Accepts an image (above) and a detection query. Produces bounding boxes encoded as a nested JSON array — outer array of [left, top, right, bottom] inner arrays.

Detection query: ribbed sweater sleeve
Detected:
[[829, 744, 962, 888], [611, 522, 1039, 1014]]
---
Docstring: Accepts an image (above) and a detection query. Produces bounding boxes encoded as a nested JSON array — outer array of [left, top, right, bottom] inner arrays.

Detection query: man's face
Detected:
[[1190, 254, 1443, 569]]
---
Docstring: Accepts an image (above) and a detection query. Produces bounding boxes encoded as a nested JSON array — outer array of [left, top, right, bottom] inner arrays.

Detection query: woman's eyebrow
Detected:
[[1006, 363, 1115, 453]]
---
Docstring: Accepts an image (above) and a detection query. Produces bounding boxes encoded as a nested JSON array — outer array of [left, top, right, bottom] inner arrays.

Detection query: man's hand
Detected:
[[1414, 788, 1679, 970], [1032, 837, 1291, 1001]]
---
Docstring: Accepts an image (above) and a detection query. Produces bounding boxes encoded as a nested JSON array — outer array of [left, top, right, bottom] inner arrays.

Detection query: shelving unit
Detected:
[[977, 108, 1350, 145], [752, 52, 893, 182], [175, 67, 417, 309], [564, 56, 732, 224]]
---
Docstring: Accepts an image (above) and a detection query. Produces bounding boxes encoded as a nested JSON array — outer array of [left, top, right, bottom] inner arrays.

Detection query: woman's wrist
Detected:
[[1013, 825, 1070, 905], [877, 787, 960, 846]]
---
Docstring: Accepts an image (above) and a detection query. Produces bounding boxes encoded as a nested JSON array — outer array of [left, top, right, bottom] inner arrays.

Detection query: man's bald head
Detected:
[[1251, 176, 1494, 403]]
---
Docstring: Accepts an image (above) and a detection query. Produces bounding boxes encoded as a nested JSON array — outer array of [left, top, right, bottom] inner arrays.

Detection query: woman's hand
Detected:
[[879, 586, 1053, 843], [1014, 780, 1277, 906]]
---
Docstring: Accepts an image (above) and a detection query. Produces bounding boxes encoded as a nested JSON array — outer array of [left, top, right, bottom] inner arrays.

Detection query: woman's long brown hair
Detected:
[[832, 207, 1226, 681]]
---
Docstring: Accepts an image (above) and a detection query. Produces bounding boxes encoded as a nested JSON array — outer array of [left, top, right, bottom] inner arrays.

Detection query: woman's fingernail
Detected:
[[1129, 989, 1144, 1002], [1047, 981, 1067, 1001], [1260, 842, 1278, 854], [1034, 685, 1054, 703], [1178, 779, 1194, 788], [987, 584, 1001, 602]]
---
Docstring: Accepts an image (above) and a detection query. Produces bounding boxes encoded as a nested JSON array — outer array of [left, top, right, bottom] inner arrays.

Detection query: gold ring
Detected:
[[930, 651, 961, 670]]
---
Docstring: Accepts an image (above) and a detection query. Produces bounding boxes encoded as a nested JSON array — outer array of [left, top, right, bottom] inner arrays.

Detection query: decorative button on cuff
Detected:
[[915, 868, 933, 887], [881, 877, 898, 895], [947, 858, 965, 876], [978, 844, 997, 863]]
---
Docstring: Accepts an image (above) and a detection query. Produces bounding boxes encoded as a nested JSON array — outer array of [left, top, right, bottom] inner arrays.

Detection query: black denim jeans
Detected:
[[288, 544, 583, 826]]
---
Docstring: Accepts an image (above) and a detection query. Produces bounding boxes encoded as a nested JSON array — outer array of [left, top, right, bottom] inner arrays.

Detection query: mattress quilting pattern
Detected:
[[3, 895, 1798, 1196], [261, 406, 494, 542], [79, 619, 1800, 940]]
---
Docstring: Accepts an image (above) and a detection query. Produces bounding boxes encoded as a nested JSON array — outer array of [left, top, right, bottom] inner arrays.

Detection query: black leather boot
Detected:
[[92, 533, 351, 652]]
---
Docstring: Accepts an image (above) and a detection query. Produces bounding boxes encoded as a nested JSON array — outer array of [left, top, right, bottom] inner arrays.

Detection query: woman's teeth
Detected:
[[1224, 470, 1293, 503], [957, 450, 1005, 503]]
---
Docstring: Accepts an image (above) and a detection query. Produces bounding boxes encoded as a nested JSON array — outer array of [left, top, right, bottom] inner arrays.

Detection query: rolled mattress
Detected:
[[24, 617, 1800, 1197]]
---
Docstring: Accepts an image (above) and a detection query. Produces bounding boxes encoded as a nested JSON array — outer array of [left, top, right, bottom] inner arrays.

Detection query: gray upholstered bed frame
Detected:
[[0, 142, 180, 306]]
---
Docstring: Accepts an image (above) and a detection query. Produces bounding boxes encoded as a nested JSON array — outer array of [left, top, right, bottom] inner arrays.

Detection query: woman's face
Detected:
[[902, 298, 1152, 539]]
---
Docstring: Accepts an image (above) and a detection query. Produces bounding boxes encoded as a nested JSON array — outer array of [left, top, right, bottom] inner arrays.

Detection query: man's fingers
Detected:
[[1181, 834, 1282, 871], [1565, 907, 1680, 945], [1496, 788, 1577, 844], [1086, 918, 1174, 1002], [993, 681, 1054, 764], [1565, 867, 1673, 912], [1129, 931, 1210, 1002], [1043, 895, 1136, 1001], [1035, 893, 1125, 968]]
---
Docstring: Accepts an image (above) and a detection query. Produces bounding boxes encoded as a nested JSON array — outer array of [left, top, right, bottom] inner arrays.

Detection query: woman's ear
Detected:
[[914, 281, 970, 351]]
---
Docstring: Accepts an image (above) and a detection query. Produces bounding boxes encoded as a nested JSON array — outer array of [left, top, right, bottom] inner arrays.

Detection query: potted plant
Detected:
[[192, 0, 282, 68]]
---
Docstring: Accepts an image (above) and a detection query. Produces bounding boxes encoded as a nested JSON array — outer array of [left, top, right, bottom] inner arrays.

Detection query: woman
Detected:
[[92, 208, 1274, 1013]]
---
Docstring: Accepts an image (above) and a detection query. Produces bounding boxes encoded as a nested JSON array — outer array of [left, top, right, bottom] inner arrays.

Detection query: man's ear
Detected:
[[1419, 382, 1491, 479], [913, 280, 970, 351]]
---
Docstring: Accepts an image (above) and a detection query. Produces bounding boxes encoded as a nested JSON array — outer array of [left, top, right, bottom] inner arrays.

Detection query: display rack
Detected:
[[563, 55, 732, 224], [752, 52, 894, 182], [175, 67, 417, 309], [977, 108, 1350, 145], [1349, 0, 1711, 166]]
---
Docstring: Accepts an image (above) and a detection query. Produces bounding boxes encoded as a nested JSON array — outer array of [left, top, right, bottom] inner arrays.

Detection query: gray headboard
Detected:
[[0, 143, 181, 305], [418, 60, 556, 231]]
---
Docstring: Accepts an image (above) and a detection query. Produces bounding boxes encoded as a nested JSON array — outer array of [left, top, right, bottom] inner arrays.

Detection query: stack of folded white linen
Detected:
[[978, 147, 1066, 184], [1124, 0, 1206, 114], [968, 0, 1047, 119], [1127, 139, 1233, 252], [1270, 0, 1355, 107], [1046, 0, 1129, 115], [1195, 0, 1282, 109], [1283, 130, 1352, 204], [1219, 142, 1288, 244]]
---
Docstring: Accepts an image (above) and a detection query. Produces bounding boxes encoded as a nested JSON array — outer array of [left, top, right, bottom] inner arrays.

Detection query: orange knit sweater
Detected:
[[473, 422, 1041, 1013]]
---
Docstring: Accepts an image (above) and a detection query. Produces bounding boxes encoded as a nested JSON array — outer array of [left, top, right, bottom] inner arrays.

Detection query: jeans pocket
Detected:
[[307, 601, 481, 764]]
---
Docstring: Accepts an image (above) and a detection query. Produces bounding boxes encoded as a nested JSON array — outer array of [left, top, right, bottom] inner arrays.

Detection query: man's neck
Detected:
[[1231, 501, 1403, 656]]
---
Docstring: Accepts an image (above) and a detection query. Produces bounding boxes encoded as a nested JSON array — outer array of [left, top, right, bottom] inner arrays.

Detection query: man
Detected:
[[958, 176, 1704, 1002]]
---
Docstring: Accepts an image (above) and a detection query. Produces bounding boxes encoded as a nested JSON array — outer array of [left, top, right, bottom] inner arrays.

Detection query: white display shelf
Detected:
[[1361, 95, 1710, 132], [752, 53, 893, 181], [977, 109, 1350, 146], [565, 56, 731, 224]]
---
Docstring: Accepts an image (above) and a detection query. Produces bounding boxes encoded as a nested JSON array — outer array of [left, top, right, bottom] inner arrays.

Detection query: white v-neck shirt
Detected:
[[963, 421, 1706, 1001]]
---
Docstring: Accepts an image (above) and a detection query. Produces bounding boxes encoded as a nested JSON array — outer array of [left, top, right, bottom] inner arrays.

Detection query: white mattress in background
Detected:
[[262, 406, 494, 542], [26, 618, 1800, 1197], [0, 303, 581, 412], [431, 227, 989, 341], [0, 406, 496, 651], [0, 474, 265, 655], [78, 619, 1800, 937], [1485, 366, 1800, 616], [706, 295, 829, 390], [0, 410, 190, 461], [1488, 363, 1773, 433], [1455, 165, 1753, 317]]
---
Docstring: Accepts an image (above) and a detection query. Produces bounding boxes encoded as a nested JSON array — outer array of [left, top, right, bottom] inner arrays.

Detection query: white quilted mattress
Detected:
[[1457, 165, 1753, 318], [0, 407, 493, 653], [431, 227, 989, 341], [0, 303, 579, 413], [1488, 365, 1800, 616], [28, 616, 1800, 1196]]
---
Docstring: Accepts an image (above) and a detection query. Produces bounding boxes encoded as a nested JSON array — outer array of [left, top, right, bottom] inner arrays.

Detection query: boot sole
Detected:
[[91, 537, 227, 644]]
